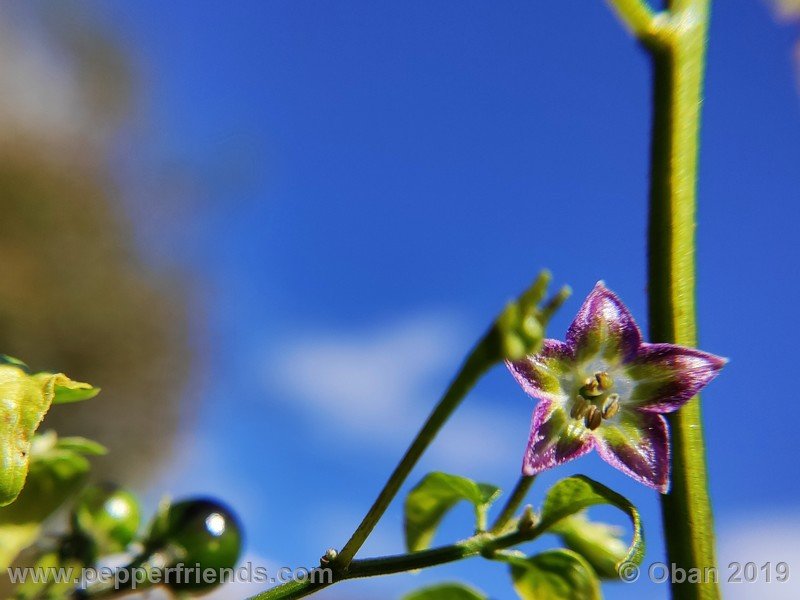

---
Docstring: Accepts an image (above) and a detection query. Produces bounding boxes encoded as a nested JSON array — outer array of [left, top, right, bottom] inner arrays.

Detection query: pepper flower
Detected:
[[507, 282, 725, 493]]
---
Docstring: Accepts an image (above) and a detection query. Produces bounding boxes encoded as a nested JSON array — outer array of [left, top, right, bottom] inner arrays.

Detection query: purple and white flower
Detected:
[[507, 282, 726, 493]]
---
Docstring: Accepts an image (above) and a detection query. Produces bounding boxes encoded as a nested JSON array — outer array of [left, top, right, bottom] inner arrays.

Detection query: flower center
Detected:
[[569, 371, 620, 430]]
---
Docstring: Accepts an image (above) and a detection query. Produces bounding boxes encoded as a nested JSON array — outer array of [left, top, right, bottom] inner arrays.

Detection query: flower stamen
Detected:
[[579, 377, 602, 398], [572, 372, 620, 428], [570, 396, 589, 419], [584, 405, 602, 430], [579, 371, 614, 400], [595, 371, 613, 390], [602, 393, 620, 419]]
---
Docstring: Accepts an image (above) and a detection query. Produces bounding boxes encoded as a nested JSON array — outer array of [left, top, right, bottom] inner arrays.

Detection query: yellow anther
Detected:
[[585, 405, 602, 430], [580, 377, 603, 398], [570, 397, 588, 419], [602, 394, 620, 419], [595, 371, 613, 390]]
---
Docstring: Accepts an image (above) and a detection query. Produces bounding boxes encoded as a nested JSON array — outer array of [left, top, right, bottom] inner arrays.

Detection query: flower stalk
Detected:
[[489, 475, 536, 534]]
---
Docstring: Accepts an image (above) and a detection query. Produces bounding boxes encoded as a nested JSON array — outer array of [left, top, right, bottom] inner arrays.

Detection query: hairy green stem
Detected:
[[609, 1, 718, 597], [650, 4, 719, 599], [637, 1, 719, 598], [490, 475, 535, 534]]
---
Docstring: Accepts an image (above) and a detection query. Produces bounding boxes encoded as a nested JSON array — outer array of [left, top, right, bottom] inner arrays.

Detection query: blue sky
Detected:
[[89, 1, 800, 598]]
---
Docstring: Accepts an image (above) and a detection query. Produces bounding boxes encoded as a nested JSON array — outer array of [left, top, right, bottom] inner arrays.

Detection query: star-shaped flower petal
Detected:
[[507, 282, 726, 493]]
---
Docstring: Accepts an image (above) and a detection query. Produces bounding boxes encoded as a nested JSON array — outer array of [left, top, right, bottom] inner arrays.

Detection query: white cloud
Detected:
[[718, 512, 800, 599], [269, 313, 459, 432], [428, 406, 526, 473], [266, 313, 527, 473]]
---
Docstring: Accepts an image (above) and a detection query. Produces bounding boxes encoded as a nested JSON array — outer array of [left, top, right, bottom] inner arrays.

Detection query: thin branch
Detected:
[[333, 331, 497, 569], [489, 475, 535, 534], [250, 524, 548, 600], [606, 0, 662, 43], [333, 272, 564, 569]]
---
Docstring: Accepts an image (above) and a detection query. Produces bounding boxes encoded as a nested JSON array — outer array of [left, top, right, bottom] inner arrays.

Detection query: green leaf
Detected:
[[551, 512, 628, 579], [509, 549, 601, 600], [0, 355, 29, 370], [537, 475, 644, 570], [0, 364, 98, 506], [404, 472, 501, 552], [54, 437, 108, 456], [37, 373, 100, 405], [403, 582, 488, 600], [0, 437, 92, 568]]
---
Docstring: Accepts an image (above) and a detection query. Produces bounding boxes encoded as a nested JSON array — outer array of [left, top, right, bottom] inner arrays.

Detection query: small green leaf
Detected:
[[0, 355, 29, 370], [54, 437, 108, 456], [0, 363, 99, 506], [0, 439, 92, 568], [551, 512, 628, 579], [538, 475, 643, 569], [38, 373, 100, 404], [509, 549, 601, 600], [403, 582, 488, 600], [404, 472, 500, 552]]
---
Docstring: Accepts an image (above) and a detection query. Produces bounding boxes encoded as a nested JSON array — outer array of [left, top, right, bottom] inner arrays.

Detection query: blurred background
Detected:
[[0, 0, 798, 598]]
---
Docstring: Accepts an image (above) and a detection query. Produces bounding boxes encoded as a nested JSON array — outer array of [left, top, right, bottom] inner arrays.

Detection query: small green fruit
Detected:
[[71, 484, 141, 555], [146, 498, 243, 591]]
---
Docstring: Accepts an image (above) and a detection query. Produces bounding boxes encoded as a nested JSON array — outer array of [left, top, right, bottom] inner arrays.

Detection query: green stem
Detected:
[[334, 330, 498, 568], [609, 1, 718, 596], [244, 272, 563, 600], [644, 1, 719, 599], [605, 0, 661, 42], [490, 475, 535, 534], [252, 525, 548, 600], [332, 271, 565, 570]]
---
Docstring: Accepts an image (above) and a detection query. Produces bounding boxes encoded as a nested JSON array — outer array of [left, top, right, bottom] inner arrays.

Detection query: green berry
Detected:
[[71, 484, 141, 554], [146, 498, 243, 591]]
